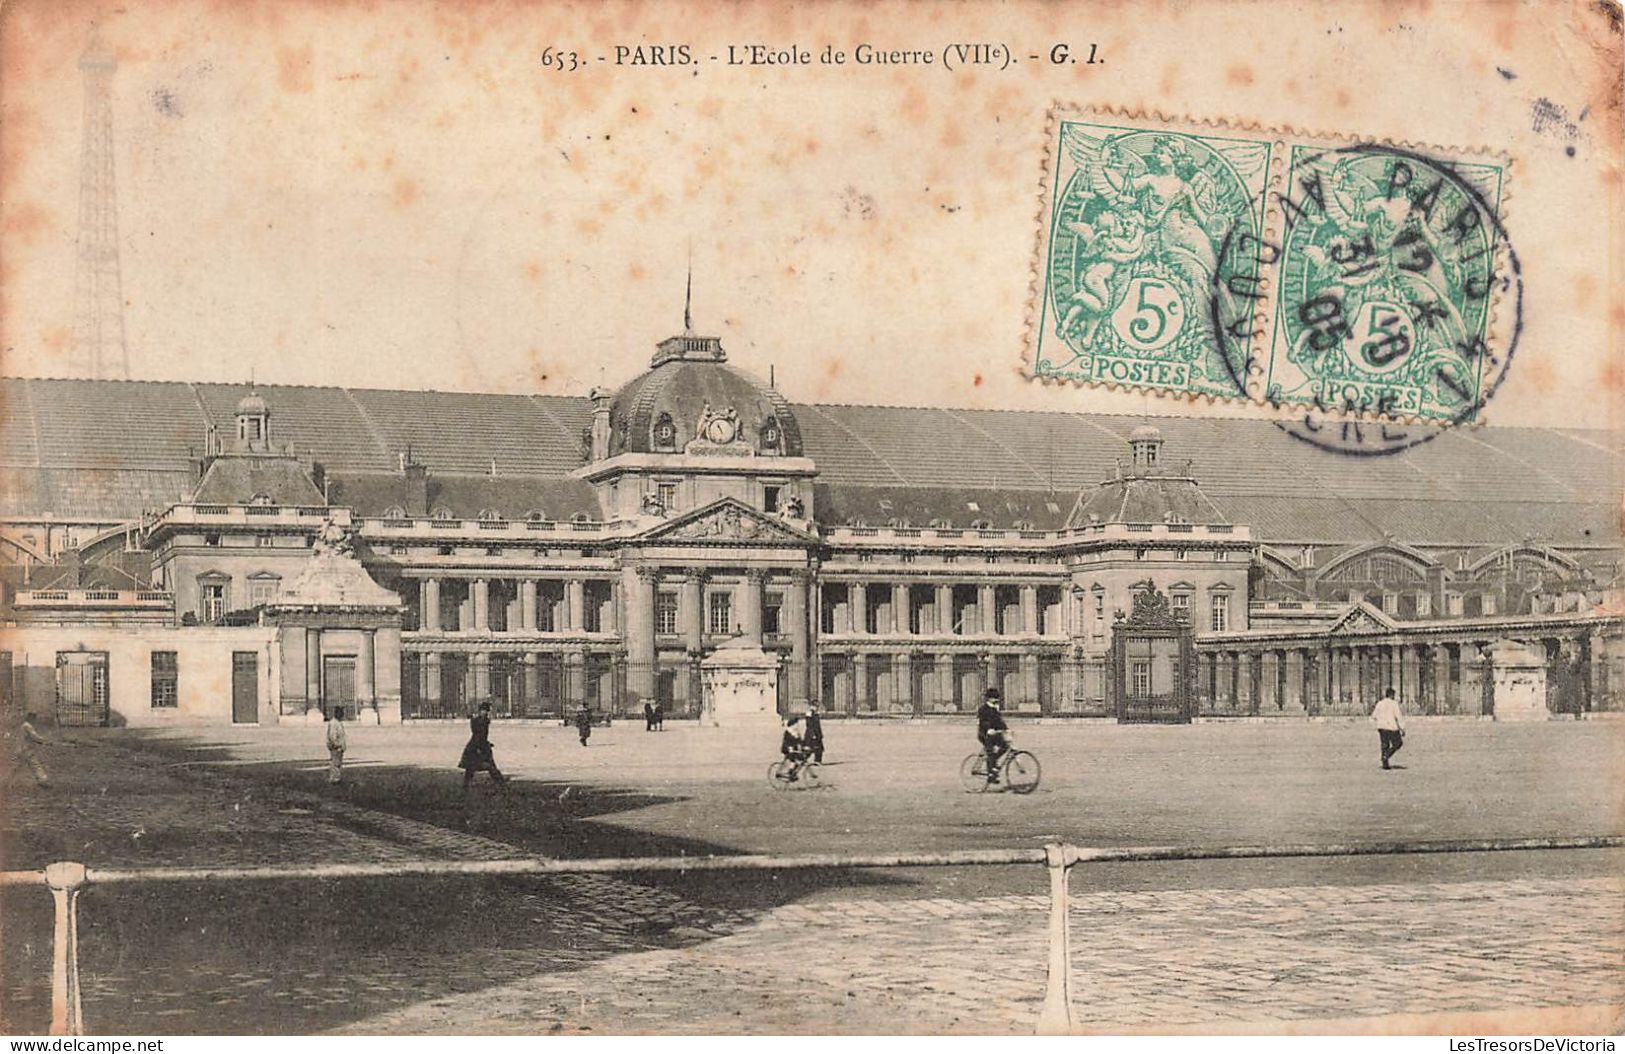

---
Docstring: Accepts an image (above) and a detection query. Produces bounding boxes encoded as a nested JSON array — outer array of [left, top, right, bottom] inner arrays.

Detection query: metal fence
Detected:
[[3, 835, 1619, 1037]]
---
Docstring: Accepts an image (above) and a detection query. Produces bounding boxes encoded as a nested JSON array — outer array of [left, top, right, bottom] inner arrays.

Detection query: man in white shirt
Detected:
[[326, 707, 348, 785], [1371, 688, 1404, 770]]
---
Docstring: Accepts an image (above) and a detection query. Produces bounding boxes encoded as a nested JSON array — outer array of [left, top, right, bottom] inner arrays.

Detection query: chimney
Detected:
[[588, 386, 613, 462], [404, 455, 429, 516]]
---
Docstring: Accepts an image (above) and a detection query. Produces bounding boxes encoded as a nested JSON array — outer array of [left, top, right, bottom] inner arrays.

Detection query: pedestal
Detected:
[[1489, 640, 1551, 722], [699, 637, 782, 728]]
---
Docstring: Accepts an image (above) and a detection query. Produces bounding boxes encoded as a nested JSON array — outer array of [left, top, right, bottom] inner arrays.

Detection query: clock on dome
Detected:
[[705, 414, 738, 444]]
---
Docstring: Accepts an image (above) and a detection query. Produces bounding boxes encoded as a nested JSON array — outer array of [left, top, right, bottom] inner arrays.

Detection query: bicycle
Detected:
[[768, 753, 823, 789], [959, 743, 1040, 794]]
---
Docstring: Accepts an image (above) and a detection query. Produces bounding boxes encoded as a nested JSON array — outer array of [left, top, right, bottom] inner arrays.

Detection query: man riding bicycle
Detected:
[[780, 714, 812, 782], [977, 687, 1011, 784]]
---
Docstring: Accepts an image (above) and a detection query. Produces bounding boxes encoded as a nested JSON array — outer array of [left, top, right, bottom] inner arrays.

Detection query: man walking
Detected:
[[325, 707, 348, 785], [5, 711, 53, 788], [1372, 687, 1405, 770]]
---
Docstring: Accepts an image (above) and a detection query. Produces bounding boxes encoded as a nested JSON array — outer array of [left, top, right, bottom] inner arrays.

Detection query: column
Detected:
[[936, 653, 954, 709], [1433, 642, 1453, 715], [1236, 652, 1254, 714], [1401, 644, 1422, 710], [424, 651, 442, 705], [519, 580, 537, 631], [851, 653, 867, 714], [1020, 653, 1040, 709], [936, 583, 954, 635], [1587, 631, 1605, 715], [624, 566, 656, 704], [471, 578, 489, 631], [892, 583, 910, 635], [422, 578, 442, 632], [1389, 645, 1403, 699], [787, 572, 810, 707], [1283, 650, 1305, 712], [1329, 648, 1344, 708], [1196, 653, 1212, 709], [895, 651, 914, 715], [472, 653, 490, 700], [566, 579, 586, 632], [1257, 651, 1276, 712], [1020, 585, 1038, 637], [564, 649, 585, 709], [741, 569, 765, 645], [305, 627, 322, 716], [357, 630, 376, 713], [850, 582, 867, 635], [978, 583, 996, 635], [518, 652, 536, 716], [681, 575, 704, 653], [1459, 642, 1487, 716]]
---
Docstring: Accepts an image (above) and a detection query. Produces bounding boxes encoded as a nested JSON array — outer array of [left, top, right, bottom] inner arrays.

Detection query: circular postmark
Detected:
[[1210, 142, 1522, 456]]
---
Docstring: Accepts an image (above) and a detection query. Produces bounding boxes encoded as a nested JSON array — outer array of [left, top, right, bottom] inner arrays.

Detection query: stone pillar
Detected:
[[786, 572, 810, 706], [1459, 642, 1489, 716], [519, 580, 537, 631], [470, 579, 488, 631], [519, 651, 536, 716], [357, 630, 376, 714], [1020, 585, 1038, 637], [850, 582, 867, 635], [1586, 631, 1604, 716], [851, 653, 867, 714], [892, 583, 910, 635], [680, 575, 704, 653], [625, 566, 656, 705], [1329, 648, 1344, 708], [1432, 643, 1453, 715], [1196, 653, 1211, 709], [305, 627, 322, 716], [978, 583, 997, 635], [472, 653, 490, 700], [604, 580, 620, 635], [937, 653, 954, 709], [741, 569, 765, 645], [1257, 651, 1276, 712], [422, 578, 442, 632], [1283, 650, 1305, 713], [936, 583, 954, 635], [566, 579, 586, 633], [1020, 653, 1040, 708]]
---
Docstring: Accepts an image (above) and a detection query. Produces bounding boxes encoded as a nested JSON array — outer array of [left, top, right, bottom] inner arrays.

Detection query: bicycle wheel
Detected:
[[959, 753, 990, 793], [768, 759, 793, 787], [1004, 750, 1041, 794], [800, 761, 822, 788]]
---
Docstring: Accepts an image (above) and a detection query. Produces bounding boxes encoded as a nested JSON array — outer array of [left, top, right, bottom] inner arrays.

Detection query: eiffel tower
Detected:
[[71, 31, 131, 380]]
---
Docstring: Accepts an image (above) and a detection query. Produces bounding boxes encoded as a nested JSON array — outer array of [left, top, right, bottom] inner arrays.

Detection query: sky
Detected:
[[0, 0, 1620, 430]]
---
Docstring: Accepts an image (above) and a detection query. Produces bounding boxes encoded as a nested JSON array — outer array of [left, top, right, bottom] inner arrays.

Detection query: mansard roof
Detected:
[[0, 377, 1618, 550], [192, 454, 325, 506]]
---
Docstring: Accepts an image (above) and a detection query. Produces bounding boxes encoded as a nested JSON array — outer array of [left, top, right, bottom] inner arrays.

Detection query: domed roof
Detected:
[[608, 333, 802, 457], [1129, 424, 1163, 443], [236, 391, 269, 416]]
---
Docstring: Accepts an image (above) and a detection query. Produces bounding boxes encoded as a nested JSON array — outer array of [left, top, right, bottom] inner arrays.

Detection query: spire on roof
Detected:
[[683, 242, 694, 335]]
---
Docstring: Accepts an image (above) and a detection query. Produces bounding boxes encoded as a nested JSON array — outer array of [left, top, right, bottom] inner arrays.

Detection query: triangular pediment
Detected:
[[1328, 601, 1398, 634], [638, 498, 818, 546]]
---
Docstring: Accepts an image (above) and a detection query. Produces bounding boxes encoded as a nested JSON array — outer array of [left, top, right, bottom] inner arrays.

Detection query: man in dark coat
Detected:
[[459, 701, 507, 787], [575, 704, 593, 746], [976, 688, 1010, 785], [802, 704, 825, 763]]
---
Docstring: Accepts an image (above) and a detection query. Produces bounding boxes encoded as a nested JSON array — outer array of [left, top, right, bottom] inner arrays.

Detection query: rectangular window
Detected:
[[708, 592, 732, 636], [1131, 661, 1151, 697], [655, 592, 679, 635], [1210, 593, 1229, 632], [249, 577, 279, 607], [1172, 592, 1190, 612], [1447, 593, 1464, 617], [1482, 593, 1497, 616], [202, 583, 226, 623], [657, 482, 678, 512], [255, 533, 274, 548], [151, 651, 178, 708], [762, 595, 783, 636], [1382, 592, 1399, 615], [763, 485, 781, 513], [1416, 593, 1432, 617]]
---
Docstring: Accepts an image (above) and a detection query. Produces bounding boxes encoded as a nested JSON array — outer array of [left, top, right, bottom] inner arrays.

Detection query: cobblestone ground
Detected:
[[340, 876, 1625, 1035], [2, 721, 1621, 1034]]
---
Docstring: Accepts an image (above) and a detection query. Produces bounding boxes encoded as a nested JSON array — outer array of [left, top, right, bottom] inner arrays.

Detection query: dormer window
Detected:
[[653, 413, 677, 451], [478, 509, 501, 521], [431, 507, 454, 521], [384, 506, 407, 519], [526, 511, 546, 523], [249, 492, 273, 507], [760, 417, 781, 451]]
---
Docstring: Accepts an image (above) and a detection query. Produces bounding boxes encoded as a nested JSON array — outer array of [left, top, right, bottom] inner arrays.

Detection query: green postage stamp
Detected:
[[1028, 109, 1515, 435]]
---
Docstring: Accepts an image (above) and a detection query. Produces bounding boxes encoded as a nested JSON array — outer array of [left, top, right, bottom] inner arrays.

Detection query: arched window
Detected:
[[652, 413, 677, 450], [526, 511, 547, 523], [249, 493, 274, 506], [384, 505, 407, 519], [431, 507, 454, 520], [478, 509, 501, 521]]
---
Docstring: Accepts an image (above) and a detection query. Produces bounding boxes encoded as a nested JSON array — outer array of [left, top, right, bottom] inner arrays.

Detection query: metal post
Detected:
[[45, 861, 86, 1036], [1036, 842, 1075, 1035]]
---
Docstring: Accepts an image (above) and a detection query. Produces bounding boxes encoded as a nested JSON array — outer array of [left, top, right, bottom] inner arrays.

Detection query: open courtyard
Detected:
[[3, 717, 1622, 1034]]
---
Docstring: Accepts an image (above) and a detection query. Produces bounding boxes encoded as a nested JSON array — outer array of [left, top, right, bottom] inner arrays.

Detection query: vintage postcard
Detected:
[[0, 0, 1621, 1040]]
